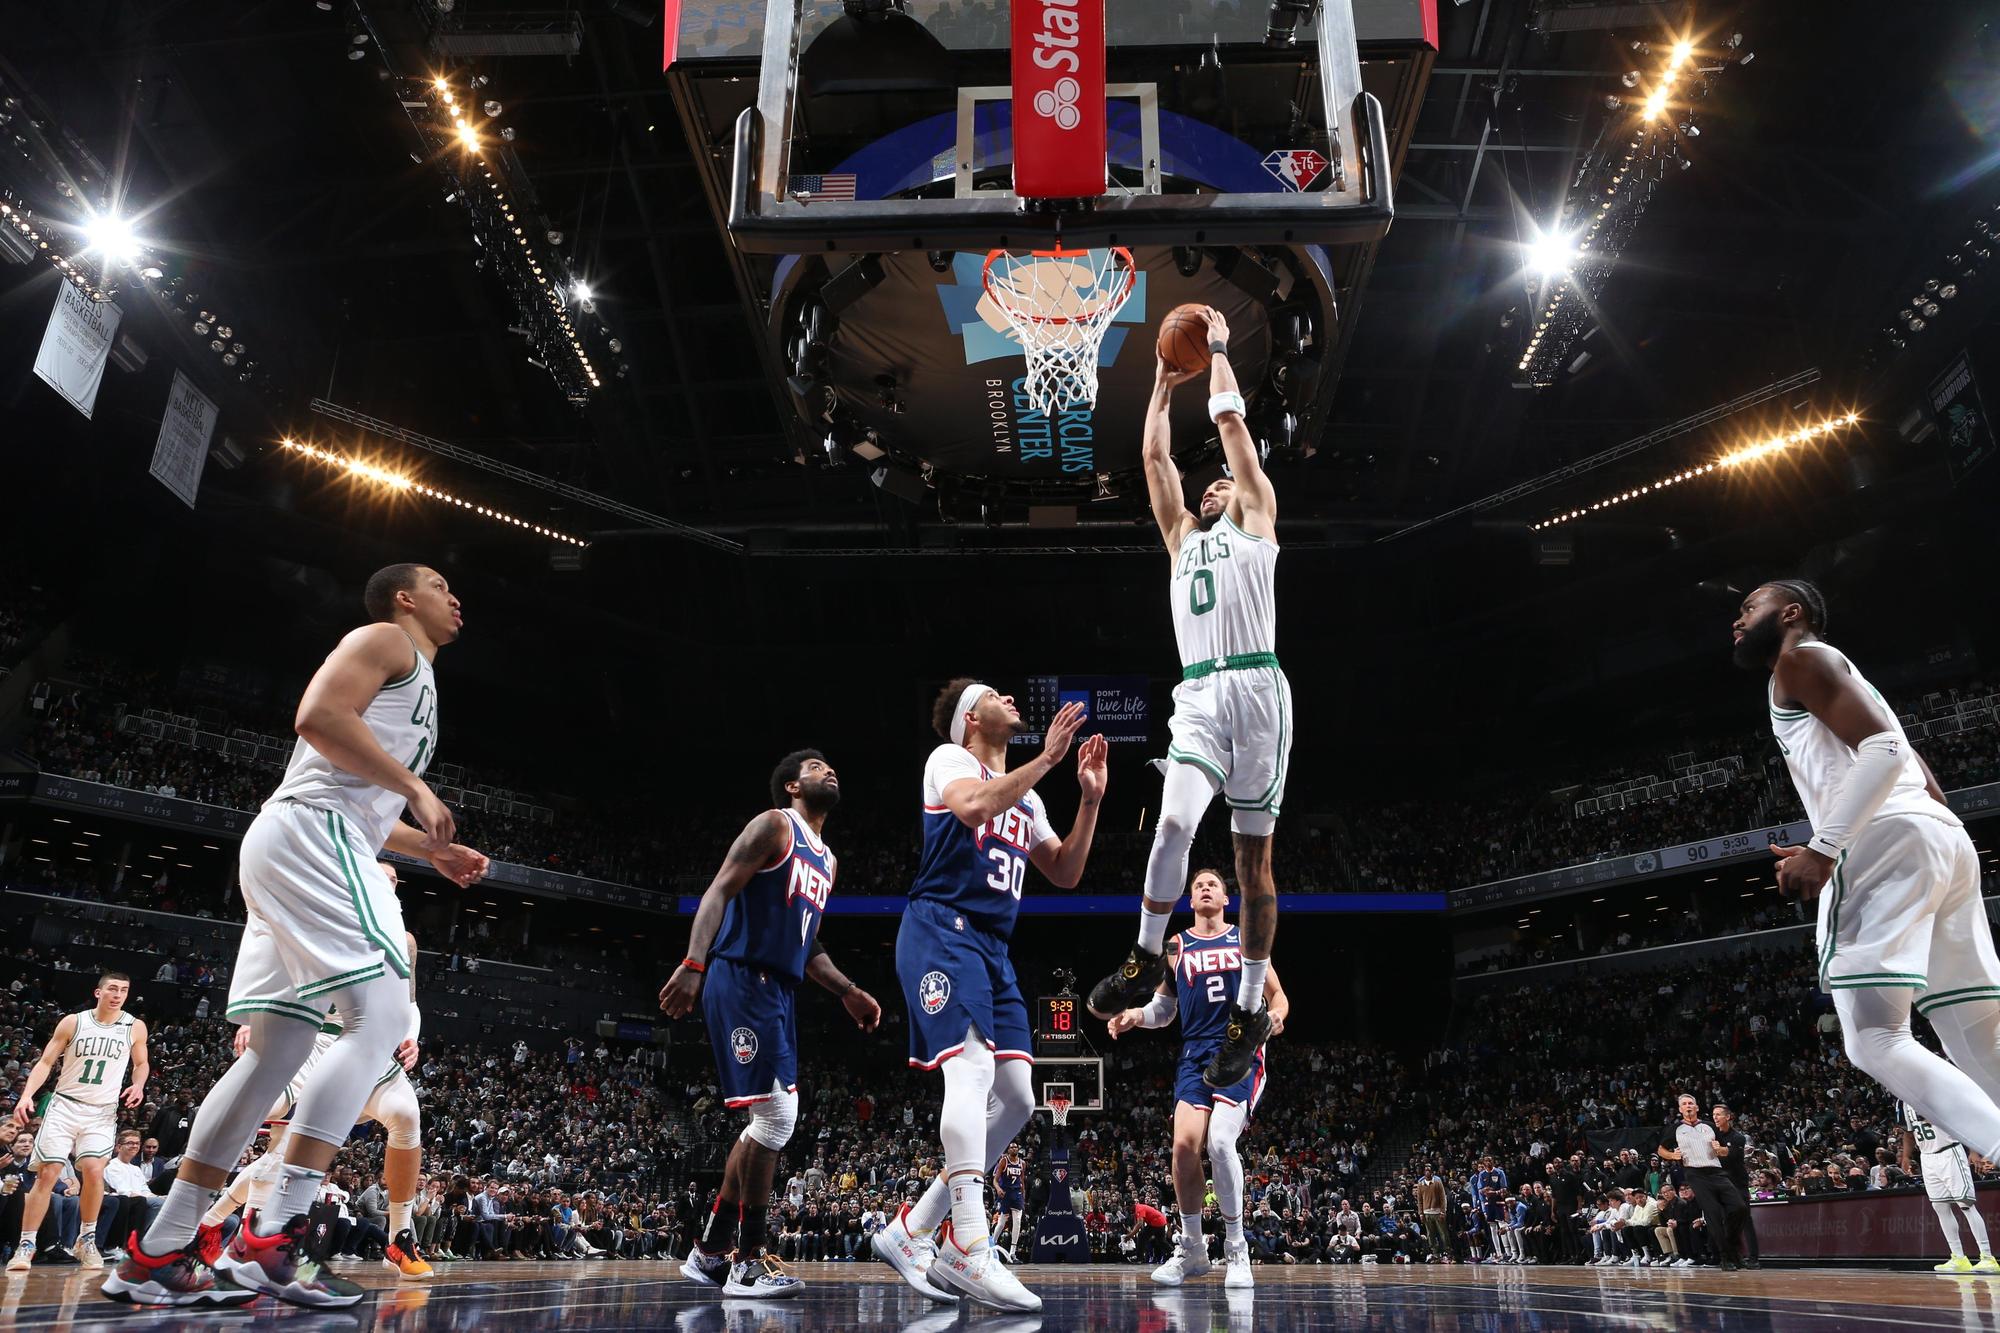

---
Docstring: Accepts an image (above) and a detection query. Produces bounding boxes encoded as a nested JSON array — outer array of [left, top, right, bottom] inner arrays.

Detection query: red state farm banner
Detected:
[[1011, 0, 1106, 200]]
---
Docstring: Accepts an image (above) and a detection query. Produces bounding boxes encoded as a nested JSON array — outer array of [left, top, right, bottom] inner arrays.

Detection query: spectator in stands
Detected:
[[95, 1131, 158, 1255]]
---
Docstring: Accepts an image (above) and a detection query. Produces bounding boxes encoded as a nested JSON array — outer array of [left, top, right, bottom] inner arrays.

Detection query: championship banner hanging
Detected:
[[150, 370, 219, 510], [1929, 349, 1996, 482], [33, 282, 121, 420]]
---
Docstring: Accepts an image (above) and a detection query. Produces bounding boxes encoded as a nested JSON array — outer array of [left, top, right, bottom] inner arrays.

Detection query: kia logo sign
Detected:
[[1011, 0, 1105, 198]]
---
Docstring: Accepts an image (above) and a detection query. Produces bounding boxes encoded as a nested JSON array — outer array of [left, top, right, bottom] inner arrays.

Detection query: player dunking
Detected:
[[1088, 310, 1290, 1091], [7, 971, 147, 1273], [1733, 581, 2000, 1165], [104, 564, 488, 1309], [1897, 1095, 2000, 1273], [659, 750, 881, 1300], [873, 683, 1105, 1313], [204, 866, 431, 1281], [1106, 869, 1286, 1289]]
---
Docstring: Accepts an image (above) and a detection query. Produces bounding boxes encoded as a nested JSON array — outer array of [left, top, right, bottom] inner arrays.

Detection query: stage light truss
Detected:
[[1529, 410, 1860, 530], [278, 438, 591, 546], [391, 69, 608, 405], [1516, 32, 1739, 387]]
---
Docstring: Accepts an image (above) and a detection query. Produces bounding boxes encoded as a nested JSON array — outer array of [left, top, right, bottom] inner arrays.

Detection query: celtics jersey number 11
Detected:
[[1170, 513, 1278, 669]]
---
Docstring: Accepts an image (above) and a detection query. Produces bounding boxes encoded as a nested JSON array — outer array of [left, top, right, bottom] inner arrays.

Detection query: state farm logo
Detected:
[[1027, 0, 1084, 72], [1033, 76, 1081, 131]]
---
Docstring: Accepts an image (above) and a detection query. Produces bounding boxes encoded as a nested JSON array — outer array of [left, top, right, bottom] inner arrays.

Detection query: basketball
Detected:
[[1157, 304, 1213, 375]]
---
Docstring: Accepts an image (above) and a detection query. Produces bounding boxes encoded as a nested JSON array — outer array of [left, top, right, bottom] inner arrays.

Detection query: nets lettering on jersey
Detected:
[[981, 246, 1136, 415]]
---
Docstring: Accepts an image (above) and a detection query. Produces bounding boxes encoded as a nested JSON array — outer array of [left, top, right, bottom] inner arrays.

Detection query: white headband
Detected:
[[949, 681, 992, 746]]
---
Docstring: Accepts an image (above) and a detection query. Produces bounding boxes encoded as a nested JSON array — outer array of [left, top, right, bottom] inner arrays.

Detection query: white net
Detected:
[[982, 246, 1136, 415], [1049, 1095, 1071, 1128]]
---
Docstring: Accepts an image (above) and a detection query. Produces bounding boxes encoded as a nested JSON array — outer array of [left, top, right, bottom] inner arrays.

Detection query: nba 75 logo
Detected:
[[919, 971, 952, 1016], [730, 1027, 758, 1064]]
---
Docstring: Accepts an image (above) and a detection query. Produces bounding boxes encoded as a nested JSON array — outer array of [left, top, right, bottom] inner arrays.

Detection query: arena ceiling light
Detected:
[[1523, 225, 1578, 279], [81, 210, 141, 267], [1530, 412, 1861, 531], [278, 438, 589, 546]]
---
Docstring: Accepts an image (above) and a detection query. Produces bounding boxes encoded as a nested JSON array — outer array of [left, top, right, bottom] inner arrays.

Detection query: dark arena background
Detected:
[[5, 0, 2000, 1329]]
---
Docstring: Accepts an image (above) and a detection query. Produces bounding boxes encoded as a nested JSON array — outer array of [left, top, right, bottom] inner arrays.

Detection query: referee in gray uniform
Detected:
[[1657, 1093, 1750, 1271]]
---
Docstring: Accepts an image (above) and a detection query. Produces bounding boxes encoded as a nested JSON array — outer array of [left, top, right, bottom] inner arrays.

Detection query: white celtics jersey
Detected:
[[53, 1010, 134, 1108], [1170, 513, 1278, 669], [1898, 1099, 1959, 1155], [268, 630, 441, 853], [1769, 642, 1957, 834]]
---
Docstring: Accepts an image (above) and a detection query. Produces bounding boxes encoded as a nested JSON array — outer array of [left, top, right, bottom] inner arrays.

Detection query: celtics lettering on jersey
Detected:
[[56, 1012, 133, 1108], [1170, 514, 1277, 668]]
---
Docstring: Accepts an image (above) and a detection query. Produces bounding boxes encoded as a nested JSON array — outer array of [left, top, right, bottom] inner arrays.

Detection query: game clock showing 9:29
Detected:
[[1036, 995, 1081, 1055]]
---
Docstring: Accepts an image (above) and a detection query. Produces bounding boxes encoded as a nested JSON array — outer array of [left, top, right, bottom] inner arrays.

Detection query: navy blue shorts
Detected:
[[702, 957, 798, 1107], [1175, 1040, 1266, 1115], [896, 897, 1033, 1069], [999, 1188, 1025, 1211]]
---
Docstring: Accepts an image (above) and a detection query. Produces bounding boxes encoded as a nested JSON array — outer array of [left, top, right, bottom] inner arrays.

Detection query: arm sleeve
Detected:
[[407, 1001, 422, 1045], [1136, 992, 1177, 1028], [1807, 731, 1909, 858]]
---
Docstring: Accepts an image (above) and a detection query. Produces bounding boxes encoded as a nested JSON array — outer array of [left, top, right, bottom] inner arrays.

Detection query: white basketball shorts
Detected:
[[1921, 1144, 1977, 1205], [30, 1093, 116, 1166], [1815, 812, 2000, 1008], [1166, 661, 1293, 835], [227, 799, 411, 1030]]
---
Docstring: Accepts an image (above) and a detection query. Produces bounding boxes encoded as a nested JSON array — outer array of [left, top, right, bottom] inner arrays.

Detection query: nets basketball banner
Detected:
[[1012, 674, 1148, 745], [32, 282, 120, 421], [149, 370, 219, 510]]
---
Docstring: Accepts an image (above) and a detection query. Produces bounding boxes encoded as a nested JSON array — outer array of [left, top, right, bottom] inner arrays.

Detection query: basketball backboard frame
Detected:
[[1032, 1056, 1105, 1113], [955, 84, 1162, 200], [727, 0, 1394, 254]]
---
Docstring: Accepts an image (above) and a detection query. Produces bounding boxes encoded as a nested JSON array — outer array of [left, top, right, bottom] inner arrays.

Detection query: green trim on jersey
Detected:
[[1917, 986, 2000, 1014], [1166, 747, 1227, 787], [297, 960, 388, 1000], [1223, 667, 1291, 814], [1182, 651, 1280, 682], [227, 998, 328, 1027], [1219, 512, 1268, 544], [327, 812, 412, 979], [1815, 851, 1848, 990]]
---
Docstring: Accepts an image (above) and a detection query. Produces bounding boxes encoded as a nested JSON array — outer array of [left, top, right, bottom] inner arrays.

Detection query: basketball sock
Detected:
[[1235, 958, 1269, 1012], [1965, 1200, 1993, 1255], [1181, 1212, 1203, 1251], [388, 1198, 413, 1240], [1138, 909, 1171, 954], [145, 1179, 221, 1253], [906, 1175, 951, 1236], [1935, 1202, 1970, 1258], [947, 1172, 990, 1253], [246, 1160, 280, 1218], [1223, 1214, 1245, 1246], [255, 1163, 325, 1235], [1835, 988, 2000, 1162], [737, 1205, 768, 1256], [699, 1195, 739, 1255]]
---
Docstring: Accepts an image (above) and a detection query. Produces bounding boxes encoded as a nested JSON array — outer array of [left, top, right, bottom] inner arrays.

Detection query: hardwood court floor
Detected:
[[7, 1256, 2000, 1331]]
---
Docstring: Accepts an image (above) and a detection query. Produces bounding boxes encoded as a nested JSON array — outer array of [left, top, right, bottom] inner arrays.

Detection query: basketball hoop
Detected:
[[1049, 1093, 1072, 1129], [982, 245, 1136, 415]]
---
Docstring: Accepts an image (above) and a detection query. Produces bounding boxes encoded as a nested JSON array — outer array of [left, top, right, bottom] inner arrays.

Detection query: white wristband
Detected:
[[1137, 993, 1177, 1028], [1808, 730, 1906, 857], [1208, 391, 1246, 423]]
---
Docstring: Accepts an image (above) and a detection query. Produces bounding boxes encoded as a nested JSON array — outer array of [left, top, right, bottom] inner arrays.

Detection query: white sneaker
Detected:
[[681, 1248, 731, 1287], [5, 1241, 34, 1273], [925, 1230, 1041, 1313], [1224, 1240, 1254, 1289], [871, 1206, 955, 1303], [1151, 1244, 1212, 1286], [75, 1235, 103, 1271], [1677, 1258, 1695, 1267], [722, 1254, 802, 1299]]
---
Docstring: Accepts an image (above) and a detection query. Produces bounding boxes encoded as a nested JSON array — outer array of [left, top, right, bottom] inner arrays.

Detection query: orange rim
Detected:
[[982, 245, 1136, 327]]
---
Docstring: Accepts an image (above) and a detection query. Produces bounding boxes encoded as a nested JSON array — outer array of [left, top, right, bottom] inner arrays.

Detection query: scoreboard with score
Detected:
[[1036, 995, 1082, 1056]]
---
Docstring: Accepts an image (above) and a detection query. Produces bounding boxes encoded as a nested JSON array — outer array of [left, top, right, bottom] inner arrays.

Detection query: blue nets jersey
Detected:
[[909, 744, 1056, 939], [1174, 926, 1243, 1043], [708, 808, 835, 984]]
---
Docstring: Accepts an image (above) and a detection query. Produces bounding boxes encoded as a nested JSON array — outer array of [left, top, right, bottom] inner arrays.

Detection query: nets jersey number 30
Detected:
[[978, 805, 1039, 900]]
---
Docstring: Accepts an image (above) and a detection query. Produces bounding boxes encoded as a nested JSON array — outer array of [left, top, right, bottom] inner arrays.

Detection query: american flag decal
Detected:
[[788, 173, 858, 202]]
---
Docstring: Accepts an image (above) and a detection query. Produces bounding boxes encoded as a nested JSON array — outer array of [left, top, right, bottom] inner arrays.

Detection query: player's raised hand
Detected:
[[408, 785, 457, 854], [1107, 1009, 1144, 1039], [396, 1038, 420, 1071], [1076, 733, 1108, 799], [1155, 356, 1203, 392], [1041, 701, 1087, 766], [1205, 307, 1231, 348], [1770, 841, 1833, 902], [842, 986, 882, 1033], [430, 842, 490, 888], [659, 964, 704, 1018]]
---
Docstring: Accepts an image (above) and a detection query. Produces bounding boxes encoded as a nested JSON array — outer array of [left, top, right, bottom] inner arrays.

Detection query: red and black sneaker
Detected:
[[218, 1210, 365, 1308], [100, 1225, 258, 1308]]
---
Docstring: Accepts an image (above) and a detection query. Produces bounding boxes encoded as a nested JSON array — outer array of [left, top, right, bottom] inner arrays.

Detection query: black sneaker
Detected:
[[1202, 1002, 1272, 1088], [37, 1244, 81, 1266], [1087, 946, 1169, 1020]]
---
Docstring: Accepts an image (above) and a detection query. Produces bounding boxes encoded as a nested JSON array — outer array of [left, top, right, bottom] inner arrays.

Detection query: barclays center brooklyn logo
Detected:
[[935, 251, 1147, 366]]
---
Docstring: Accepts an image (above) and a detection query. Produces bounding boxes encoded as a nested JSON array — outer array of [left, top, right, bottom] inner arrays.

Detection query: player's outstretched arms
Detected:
[[1143, 359, 1202, 550], [1204, 309, 1276, 539], [659, 810, 789, 1017], [1029, 733, 1107, 888], [939, 701, 1086, 828]]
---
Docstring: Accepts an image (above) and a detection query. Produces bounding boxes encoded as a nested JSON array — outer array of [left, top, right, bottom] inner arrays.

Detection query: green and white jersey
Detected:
[[1768, 642, 1956, 834], [268, 629, 440, 854], [53, 1009, 134, 1108], [1899, 1099, 1958, 1155], [1170, 513, 1278, 670]]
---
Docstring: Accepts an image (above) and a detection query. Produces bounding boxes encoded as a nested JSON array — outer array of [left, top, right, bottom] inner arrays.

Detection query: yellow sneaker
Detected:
[[1974, 1254, 2000, 1275], [1935, 1254, 1976, 1274], [384, 1231, 434, 1280]]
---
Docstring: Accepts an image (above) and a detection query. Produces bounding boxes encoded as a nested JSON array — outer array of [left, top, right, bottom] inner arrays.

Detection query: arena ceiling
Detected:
[[3, 2, 1997, 669]]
